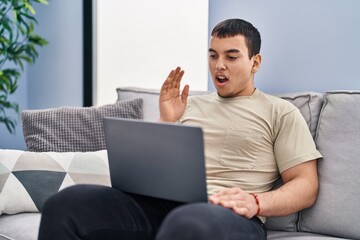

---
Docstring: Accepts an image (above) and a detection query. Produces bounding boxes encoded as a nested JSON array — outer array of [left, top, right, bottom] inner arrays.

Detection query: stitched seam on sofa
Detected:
[[314, 94, 329, 142], [290, 211, 300, 232], [299, 94, 314, 138], [297, 210, 303, 232], [325, 90, 360, 95], [308, 95, 314, 138], [279, 93, 311, 101], [117, 87, 160, 95], [117, 87, 211, 96], [0, 233, 15, 240], [310, 94, 324, 139]]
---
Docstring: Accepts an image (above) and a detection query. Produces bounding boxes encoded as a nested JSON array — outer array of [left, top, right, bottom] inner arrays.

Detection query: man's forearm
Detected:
[[256, 176, 318, 217]]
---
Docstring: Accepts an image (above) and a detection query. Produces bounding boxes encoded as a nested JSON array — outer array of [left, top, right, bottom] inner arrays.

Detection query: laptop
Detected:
[[103, 117, 208, 203]]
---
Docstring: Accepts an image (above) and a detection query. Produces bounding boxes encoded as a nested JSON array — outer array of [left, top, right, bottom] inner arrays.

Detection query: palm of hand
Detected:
[[159, 67, 189, 122]]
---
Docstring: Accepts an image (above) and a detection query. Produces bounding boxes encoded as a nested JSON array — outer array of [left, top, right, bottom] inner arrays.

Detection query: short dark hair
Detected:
[[211, 19, 261, 59]]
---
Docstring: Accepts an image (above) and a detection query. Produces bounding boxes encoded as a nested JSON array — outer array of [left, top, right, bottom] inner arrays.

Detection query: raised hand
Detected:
[[159, 67, 189, 122]]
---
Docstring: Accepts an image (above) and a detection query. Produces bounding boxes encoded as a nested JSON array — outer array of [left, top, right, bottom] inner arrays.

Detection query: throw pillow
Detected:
[[0, 149, 110, 215], [22, 98, 143, 152]]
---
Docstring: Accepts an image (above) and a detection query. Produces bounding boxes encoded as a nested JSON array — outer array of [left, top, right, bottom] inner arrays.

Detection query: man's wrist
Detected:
[[251, 193, 261, 216], [159, 117, 178, 122]]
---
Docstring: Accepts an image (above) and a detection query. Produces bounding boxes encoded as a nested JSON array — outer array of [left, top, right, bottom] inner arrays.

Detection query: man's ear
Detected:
[[251, 54, 262, 73]]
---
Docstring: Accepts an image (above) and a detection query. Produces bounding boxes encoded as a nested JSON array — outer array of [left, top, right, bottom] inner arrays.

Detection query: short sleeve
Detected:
[[274, 109, 322, 173]]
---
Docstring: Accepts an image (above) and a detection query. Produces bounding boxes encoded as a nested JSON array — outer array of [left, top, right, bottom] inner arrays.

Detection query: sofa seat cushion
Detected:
[[299, 91, 360, 239], [0, 149, 110, 215], [0, 213, 40, 240], [267, 230, 349, 240], [22, 98, 143, 152]]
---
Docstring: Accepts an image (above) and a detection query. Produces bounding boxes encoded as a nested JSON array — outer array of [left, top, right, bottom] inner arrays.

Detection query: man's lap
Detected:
[[39, 184, 266, 240]]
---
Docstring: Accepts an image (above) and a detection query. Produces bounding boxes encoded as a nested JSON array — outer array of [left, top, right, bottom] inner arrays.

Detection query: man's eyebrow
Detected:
[[208, 48, 240, 53], [225, 49, 240, 53]]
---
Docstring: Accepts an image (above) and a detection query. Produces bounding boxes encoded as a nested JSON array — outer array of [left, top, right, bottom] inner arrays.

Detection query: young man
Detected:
[[38, 19, 321, 240]]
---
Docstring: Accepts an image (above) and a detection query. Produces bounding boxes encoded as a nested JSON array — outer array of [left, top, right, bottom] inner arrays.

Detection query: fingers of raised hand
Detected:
[[161, 69, 176, 90], [181, 84, 189, 103], [171, 67, 184, 89], [161, 67, 184, 94]]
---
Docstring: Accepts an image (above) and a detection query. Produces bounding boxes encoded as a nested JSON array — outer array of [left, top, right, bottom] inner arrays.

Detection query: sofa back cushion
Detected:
[[299, 91, 360, 239], [22, 98, 143, 152], [276, 92, 323, 139], [117, 88, 323, 138], [256, 91, 323, 232], [264, 178, 299, 232]]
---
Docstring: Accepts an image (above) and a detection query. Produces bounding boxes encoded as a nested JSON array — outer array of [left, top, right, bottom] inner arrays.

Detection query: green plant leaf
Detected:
[[19, 11, 36, 24], [1, 0, 48, 133], [33, 0, 49, 5], [0, 68, 20, 92], [4, 117, 17, 134], [24, 2, 36, 15], [29, 34, 48, 46]]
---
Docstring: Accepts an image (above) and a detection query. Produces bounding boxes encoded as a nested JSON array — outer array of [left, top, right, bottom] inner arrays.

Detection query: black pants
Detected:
[[38, 185, 266, 240]]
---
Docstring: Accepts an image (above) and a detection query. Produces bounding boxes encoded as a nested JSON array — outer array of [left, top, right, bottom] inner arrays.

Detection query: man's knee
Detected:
[[156, 203, 266, 240], [42, 185, 83, 216], [156, 203, 225, 240], [42, 184, 112, 217]]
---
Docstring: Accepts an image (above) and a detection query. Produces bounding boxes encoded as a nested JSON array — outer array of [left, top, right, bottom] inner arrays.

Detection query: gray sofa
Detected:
[[1, 87, 359, 240]]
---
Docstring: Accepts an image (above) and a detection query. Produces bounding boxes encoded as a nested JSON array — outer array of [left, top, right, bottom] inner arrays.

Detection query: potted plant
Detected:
[[0, 0, 48, 133]]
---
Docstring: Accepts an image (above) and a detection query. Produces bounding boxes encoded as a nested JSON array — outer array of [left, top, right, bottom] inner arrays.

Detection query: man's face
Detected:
[[208, 35, 261, 98]]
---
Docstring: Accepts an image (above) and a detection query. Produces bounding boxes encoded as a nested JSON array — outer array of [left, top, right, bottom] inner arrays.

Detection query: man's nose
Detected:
[[215, 58, 226, 70]]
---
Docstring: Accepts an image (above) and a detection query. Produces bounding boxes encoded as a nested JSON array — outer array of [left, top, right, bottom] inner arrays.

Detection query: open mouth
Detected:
[[216, 75, 229, 83]]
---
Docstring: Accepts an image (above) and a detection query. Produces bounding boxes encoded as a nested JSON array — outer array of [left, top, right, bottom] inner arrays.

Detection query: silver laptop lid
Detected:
[[104, 117, 208, 203]]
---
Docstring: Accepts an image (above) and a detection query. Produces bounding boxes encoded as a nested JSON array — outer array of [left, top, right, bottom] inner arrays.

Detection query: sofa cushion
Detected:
[[263, 92, 323, 232], [0, 149, 110, 215], [265, 179, 298, 232], [267, 230, 348, 239], [22, 98, 143, 152], [299, 91, 360, 239], [276, 92, 323, 139], [116, 87, 209, 120], [0, 213, 40, 240], [117, 88, 323, 139]]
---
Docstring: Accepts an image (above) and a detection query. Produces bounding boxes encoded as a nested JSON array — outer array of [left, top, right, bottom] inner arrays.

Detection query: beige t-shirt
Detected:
[[180, 89, 322, 196]]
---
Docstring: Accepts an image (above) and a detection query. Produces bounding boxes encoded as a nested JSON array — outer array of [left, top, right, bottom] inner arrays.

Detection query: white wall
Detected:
[[95, 0, 209, 106], [209, 0, 360, 93]]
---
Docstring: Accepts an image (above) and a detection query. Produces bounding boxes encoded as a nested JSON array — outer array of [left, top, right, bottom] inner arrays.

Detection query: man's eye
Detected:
[[227, 56, 237, 60], [209, 55, 217, 59]]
